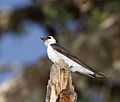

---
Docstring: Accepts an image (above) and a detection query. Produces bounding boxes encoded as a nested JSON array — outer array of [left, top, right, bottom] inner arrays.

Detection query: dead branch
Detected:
[[46, 59, 77, 102]]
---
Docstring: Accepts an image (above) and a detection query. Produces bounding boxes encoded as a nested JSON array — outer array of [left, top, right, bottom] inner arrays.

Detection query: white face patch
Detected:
[[44, 36, 56, 46]]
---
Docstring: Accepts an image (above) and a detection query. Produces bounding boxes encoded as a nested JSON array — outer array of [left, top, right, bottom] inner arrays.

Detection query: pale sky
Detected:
[[0, 0, 47, 63]]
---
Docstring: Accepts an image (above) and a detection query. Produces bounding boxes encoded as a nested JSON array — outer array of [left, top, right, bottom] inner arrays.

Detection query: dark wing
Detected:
[[51, 43, 106, 78]]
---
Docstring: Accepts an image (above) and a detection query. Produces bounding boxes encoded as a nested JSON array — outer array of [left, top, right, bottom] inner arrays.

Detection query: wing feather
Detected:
[[51, 43, 105, 78]]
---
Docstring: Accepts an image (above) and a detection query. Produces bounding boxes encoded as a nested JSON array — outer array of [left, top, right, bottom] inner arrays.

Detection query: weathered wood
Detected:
[[46, 59, 77, 102]]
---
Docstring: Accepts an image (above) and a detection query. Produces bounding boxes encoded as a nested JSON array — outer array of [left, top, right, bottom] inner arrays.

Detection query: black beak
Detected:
[[40, 37, 44, 40]]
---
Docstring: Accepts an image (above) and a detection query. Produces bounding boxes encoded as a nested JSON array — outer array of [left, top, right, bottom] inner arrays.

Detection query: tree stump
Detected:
[[46, 59, 77, 102]]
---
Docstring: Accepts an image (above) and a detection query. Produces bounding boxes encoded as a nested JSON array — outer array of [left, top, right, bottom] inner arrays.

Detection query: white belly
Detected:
[[47, 46, 60, 62], [47, 46, 94, 75]]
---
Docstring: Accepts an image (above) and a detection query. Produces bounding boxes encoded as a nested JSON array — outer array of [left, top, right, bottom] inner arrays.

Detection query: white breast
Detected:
[[47, 45, 94, 75], [47, 45, 60, 62]]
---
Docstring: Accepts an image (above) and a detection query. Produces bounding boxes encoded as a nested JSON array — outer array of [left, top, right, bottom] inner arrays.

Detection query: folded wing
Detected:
[[51, 43, 106, 78]]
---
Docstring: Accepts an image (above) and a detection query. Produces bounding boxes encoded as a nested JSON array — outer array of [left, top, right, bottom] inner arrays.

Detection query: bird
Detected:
[[41, 35, 106, 78]]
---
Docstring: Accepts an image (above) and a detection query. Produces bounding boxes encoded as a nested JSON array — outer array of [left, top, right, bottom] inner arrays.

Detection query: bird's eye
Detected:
[[47, 36, 51, 39]]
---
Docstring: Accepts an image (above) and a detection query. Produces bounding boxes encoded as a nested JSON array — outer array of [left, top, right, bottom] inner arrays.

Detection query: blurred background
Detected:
[[0, 0, 120, 102]]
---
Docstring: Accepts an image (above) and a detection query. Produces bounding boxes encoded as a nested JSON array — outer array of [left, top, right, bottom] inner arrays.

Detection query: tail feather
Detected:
[[88, 72, 106, 79], [75, 71, 106, 79]]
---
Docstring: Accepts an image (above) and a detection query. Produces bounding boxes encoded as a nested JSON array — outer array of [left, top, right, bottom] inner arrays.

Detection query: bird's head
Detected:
[[40, 36, 56, 46]]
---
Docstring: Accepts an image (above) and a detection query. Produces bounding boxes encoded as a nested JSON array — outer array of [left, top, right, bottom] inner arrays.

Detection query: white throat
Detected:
[[44, 38, 56, 47]]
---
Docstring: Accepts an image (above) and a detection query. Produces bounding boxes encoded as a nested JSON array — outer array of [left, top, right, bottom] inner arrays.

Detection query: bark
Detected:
[[46, 60, 77, 102]]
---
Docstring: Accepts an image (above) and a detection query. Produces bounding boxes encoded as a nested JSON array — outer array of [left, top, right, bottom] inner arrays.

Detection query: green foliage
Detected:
[[86, 9, 108, 30], [85, 0, 120, 30], [104, 0, 120, 13]]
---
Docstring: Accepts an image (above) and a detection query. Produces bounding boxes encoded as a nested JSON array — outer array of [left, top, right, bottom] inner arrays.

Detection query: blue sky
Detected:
[[0, 0, 46, 64], [0, 0, 31, 10], [0, 0, 47, 83], [0, 22, 46, 63]]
